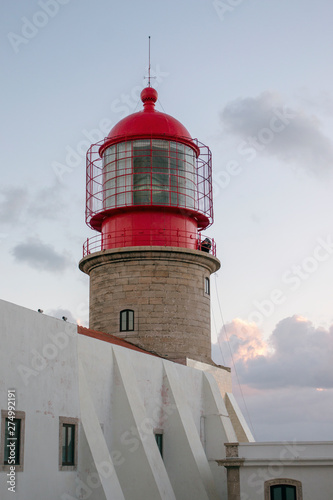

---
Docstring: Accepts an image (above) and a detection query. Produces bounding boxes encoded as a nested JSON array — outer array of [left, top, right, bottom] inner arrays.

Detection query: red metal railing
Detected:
[[83, 230, 216, 257]]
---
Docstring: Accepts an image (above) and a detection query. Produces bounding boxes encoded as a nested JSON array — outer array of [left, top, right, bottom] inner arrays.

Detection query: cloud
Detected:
[[220, 91, 333, 175], [212, 318, 268, 365], [27, 183, 67, 220], [213, 316, 333, 440], [12, 238, 72, 272], [0, 187, 29, 225], [295, 88, 333, 116], [213, 315, 333, 389], [234, 384, 333, 441], [0, 182, 67, 227]]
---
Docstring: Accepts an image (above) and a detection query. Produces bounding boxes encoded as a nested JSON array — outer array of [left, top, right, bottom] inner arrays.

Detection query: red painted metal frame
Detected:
[[83, 231, 216, 257], [85, 137, 213, 232]]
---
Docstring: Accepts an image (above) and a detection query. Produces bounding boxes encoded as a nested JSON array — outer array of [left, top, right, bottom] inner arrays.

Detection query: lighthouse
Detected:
[[79, 85, 220, 364]]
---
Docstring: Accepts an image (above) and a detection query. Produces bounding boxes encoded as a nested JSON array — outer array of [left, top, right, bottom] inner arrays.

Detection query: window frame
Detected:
[[0, 410, 25, 472], [120, 309, 135, 332], [265, 479, 302, 500], [59, 417, 79, 471]]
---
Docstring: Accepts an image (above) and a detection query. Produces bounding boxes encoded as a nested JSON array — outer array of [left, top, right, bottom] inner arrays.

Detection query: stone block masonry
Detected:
[[79, 246, 220, 364]]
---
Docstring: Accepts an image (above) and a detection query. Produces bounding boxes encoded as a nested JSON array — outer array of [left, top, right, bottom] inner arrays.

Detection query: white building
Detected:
[[0, 298, 246, 499], [1, 299, 332, 499], [1, 84, 332, 499]]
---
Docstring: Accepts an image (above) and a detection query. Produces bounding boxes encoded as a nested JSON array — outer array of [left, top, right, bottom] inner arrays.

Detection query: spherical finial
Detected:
[[141, 87, 158, 107]]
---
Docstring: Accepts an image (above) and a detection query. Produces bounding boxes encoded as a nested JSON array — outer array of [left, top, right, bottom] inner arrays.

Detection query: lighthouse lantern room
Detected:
[[84, 86, 214, 254]]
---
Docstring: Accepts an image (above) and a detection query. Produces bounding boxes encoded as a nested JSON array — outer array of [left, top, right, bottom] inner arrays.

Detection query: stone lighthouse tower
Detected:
[[79, 85, 220, 364]]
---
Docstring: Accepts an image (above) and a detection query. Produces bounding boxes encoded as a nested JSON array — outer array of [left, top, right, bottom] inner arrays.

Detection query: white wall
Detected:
[[0, 299, 239, 499], [238, 442, 333, 500], [78, 334, 234, 499], [0, 299, 80, 500]]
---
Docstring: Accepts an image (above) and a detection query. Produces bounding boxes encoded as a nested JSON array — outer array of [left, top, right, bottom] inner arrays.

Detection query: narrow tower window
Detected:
[[154, 430, 163, 458], [59, 417, 78, 470], [205, 277, 210, 295], [62, 424, 75, 466], [120, 309, 134, 332]]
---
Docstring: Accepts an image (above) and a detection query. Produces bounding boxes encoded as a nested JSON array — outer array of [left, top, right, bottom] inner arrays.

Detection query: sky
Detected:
[[1, 0, 333, 442]]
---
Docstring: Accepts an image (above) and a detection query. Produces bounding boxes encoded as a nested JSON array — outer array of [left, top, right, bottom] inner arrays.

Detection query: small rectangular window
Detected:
[[120, 309, 134, 332], [271, 485, 296, 500], [154, 433, 163, 458], [1, 410, 25, 472], [59, 417, 78, 470], [62, 424, 75, 466], [205, 277, 210, 295]]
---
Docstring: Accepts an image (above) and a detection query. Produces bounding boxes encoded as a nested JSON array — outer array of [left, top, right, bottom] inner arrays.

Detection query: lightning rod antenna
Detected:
[[148, 36, 151, 87], [144, 36, 156, 87]]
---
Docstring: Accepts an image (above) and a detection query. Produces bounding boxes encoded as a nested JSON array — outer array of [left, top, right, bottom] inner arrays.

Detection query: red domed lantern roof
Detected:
[[100, 87, 200, 156]]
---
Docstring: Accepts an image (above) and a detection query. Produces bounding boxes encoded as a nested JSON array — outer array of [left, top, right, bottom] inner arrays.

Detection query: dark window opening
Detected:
[[205, 277, 210, 295], [120, 309, 134, 332], [4, 418, 21, 465], [62, 424, 75, 466], [271, 485, 297, 500], [155, 433, 163, 458]]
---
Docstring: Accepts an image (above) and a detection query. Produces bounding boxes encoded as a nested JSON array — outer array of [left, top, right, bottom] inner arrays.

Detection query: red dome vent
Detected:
[[140, 86, 158, 104], [100, 87, 199, 156]]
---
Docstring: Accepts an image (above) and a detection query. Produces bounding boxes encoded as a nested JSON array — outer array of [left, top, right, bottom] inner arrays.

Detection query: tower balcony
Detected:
[[83, 229, 216, 257]]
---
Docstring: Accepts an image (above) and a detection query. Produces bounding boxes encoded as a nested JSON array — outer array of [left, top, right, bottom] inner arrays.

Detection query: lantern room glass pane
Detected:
[[134, 139, 196, 209], [103, 139, 196, 210], [103, 145, 117, 209], [133, 140, 151, 205], [151, 140, 169, 205], [116, 142, 132, 206], [103, 143, 132, 208]]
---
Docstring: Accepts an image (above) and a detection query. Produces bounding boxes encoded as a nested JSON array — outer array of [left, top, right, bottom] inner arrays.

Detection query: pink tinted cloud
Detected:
[[213, 315, 333, 389]]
